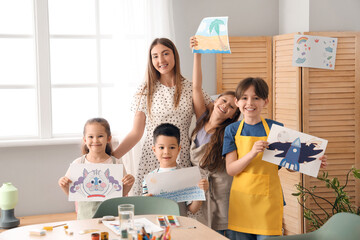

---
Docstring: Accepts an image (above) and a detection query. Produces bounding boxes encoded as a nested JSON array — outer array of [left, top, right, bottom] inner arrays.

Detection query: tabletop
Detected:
[[0, 215, 228, 240]]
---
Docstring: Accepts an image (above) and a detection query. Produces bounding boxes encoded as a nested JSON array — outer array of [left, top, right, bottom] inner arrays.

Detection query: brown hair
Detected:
[[235, 77, 269, 100], [139, 38, 184, 116], [82, 118, 113, 156], [191, 91, 241, 172]]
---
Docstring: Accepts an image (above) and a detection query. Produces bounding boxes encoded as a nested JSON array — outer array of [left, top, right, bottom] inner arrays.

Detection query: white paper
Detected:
[[145, 166, 205, 202], [292, 35, 338, 70], [68, 163, 123, 201], [263, 125, 327, 177]]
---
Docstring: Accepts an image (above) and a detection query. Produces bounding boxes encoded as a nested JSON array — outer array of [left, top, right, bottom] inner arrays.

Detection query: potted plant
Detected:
[[292, 166, 360, 230]]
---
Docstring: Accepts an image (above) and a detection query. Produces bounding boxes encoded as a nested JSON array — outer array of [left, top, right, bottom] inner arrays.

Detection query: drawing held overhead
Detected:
[[193, 16, 231, 54]]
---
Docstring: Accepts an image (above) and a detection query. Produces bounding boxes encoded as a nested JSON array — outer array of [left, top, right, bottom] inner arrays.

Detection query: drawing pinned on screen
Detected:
[[193, 16, 231, 54], [292, 34, 337, 70]]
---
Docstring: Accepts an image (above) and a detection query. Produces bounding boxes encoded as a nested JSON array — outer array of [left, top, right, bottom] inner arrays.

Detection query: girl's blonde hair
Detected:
[[191, 91, 241, 172], [140, 38, 185, 116], [82, 118, 113, 156]]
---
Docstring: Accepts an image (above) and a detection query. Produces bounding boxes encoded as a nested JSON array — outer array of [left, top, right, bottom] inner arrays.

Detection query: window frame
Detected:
[[0, 0, 120, 145]]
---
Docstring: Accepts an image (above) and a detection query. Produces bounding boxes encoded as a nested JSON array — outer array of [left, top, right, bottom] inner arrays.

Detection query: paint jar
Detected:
[[120, 228, 128, 240], [128, 222, 144, 240], [91, 232, 100, 240], [101, 231, 109, 240]]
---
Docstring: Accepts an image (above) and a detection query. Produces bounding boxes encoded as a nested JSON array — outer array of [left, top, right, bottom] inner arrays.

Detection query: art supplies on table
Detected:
[[91, 232, 100, 240], [101, 231, 109, 240], [157, 216, 167, 228], [102, 218, 163, 236], [165, 216, 179, 227], [79, 229, 100, 234], [163, 226, 171, 240], [157, 215, 180, 228], [42, 223, 67, 231], [28, 229, 46, 236], [98, 215, 116, 223], [65, 229, 74, 235]]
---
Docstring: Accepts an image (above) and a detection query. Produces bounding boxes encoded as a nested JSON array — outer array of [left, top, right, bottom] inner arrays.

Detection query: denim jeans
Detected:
[[216, 229, 233, 239], [227, 230, 278, 240]]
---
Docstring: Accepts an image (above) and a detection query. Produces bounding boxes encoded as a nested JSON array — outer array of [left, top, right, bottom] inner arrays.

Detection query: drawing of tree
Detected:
[[209, 19, 226, 50]]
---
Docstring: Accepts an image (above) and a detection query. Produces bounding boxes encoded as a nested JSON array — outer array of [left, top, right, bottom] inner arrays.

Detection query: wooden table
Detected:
[[0, 212, 77, 233], [0, 215, 228, 239]]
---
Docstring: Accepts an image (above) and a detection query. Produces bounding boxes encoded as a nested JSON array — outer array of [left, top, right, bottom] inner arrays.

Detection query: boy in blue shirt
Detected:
[[223, 78, 327, 240], [142, 123, 209, 216]]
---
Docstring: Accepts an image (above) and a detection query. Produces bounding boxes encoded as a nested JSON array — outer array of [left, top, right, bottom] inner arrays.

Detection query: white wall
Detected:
[[279, 0, 360, 34], [309, 0, 360, 31], [0, 144, 79, 216], [279, 0, 309, 34], [173, 0, 279, 95]]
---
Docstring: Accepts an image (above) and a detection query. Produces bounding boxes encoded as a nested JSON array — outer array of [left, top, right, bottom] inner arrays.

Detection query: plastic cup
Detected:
[[118, 204, 134, 231]]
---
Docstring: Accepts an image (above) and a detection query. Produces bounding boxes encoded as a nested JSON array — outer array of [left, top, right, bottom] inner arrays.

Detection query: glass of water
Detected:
[[118, 204, 134, 232]]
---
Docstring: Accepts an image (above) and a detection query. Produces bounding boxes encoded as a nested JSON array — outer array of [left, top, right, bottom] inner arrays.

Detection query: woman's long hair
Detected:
[[141, 38, 184, 116], [191, 92, 241, 172]]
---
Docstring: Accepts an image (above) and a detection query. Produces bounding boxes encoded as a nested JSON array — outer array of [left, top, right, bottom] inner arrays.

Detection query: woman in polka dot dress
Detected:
[[113, 38, 211, 195]]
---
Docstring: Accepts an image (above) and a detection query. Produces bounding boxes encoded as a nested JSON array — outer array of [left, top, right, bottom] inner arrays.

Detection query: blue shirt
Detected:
[[222, 119, 283, 157]]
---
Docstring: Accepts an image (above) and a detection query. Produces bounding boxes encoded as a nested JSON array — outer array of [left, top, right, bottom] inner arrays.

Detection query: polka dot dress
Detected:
[[131, 79, 211, 196]]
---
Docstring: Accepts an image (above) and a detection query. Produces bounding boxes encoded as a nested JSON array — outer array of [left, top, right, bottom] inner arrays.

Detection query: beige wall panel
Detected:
[[302, 32, 360, 232], [273, 33, 302, 235], [217, 36, 273, 119]]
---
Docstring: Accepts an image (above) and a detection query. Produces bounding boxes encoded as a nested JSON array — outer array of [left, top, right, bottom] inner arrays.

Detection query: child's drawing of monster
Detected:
[[68, 164, 123, 201]]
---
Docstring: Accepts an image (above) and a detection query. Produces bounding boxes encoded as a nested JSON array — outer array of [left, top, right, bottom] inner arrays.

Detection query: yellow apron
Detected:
[[228, 118, 283, 235]]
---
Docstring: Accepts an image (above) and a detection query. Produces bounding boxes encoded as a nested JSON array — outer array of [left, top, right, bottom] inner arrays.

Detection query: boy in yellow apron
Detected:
[[223, 78, 327, 240], [222, 78, 283, 240]]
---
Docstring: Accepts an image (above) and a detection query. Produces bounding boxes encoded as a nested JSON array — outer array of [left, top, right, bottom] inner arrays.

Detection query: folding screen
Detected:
[[217, 32, 360, 234]]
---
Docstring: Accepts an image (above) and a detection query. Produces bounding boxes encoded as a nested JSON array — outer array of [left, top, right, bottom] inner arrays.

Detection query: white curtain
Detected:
[[145, 0, 176, 44], [111, 0, 175, 194]]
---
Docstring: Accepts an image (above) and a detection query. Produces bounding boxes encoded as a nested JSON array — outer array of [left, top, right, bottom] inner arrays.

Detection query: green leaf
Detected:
[[209, 19, 225, 36], [293, 166, 360, 230], [352, 168, 360, 179], [331, 178, 340, 188]]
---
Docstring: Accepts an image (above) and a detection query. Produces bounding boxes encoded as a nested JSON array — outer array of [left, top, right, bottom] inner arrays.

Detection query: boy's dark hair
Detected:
[[153, 123, 180, 145], [235, 77, 269, 100]]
